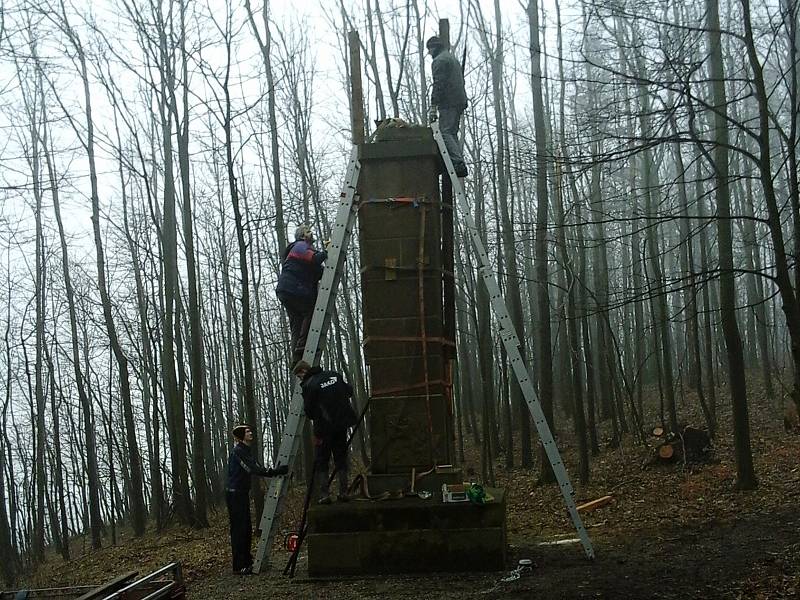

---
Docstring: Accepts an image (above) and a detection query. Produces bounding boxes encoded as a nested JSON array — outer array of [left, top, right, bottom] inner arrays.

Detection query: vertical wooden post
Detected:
[[437, 18, 456, 363], [438, 18, 450, 49], [348, 30, 365, 145]]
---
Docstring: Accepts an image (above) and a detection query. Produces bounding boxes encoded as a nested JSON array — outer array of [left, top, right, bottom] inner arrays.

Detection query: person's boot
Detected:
[[315, 470, 332, 505], [337, 470, 350, 502]]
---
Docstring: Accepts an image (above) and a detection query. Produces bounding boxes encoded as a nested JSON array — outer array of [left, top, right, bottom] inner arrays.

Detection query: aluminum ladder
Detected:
[[252, 147, 361, 573], [431, 121, 595, 559]]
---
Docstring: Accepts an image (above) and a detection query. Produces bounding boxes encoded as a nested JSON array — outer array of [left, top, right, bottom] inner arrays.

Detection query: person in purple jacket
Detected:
[[276, 225, 328, 363]]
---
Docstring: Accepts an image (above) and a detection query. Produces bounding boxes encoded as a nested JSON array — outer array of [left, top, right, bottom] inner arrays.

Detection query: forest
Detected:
[[0, 0, 798, 597]]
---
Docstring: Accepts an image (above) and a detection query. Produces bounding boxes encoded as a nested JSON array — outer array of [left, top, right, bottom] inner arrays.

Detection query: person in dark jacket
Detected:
[[427, 35, 468, 178], [293, 361, 358, 504], [276, 225, 328, 363], [226, 424, 288, 574]]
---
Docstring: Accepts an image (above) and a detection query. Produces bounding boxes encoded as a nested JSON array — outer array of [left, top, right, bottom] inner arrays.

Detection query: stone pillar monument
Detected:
[[305, 31, 505, 577], [357, 124, 456, 474], [305, 126, 507, 576]]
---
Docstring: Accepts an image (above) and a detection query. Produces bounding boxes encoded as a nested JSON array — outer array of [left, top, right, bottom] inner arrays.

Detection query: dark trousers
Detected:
[[278, 293, 314, 362], [439, 106, 467, 176], [226, 490, 252, 571], [313, 430, 349, 495]]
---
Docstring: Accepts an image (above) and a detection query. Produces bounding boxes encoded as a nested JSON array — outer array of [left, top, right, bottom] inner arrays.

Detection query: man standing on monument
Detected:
[[276, 225, 328, 364], [427, 35, 468, 179], [294, 361, 358, 504], [226, 424, 288, 574]]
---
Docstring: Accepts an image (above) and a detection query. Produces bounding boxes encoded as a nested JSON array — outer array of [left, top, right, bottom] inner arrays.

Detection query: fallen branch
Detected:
[[576, 495, 613, 513]]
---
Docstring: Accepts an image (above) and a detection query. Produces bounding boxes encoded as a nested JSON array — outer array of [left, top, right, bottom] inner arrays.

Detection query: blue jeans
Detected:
[[439, 106, 467, 176]]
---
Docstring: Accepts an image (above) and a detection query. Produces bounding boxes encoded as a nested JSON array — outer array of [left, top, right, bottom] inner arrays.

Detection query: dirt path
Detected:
[[192, 504, 799, 599]]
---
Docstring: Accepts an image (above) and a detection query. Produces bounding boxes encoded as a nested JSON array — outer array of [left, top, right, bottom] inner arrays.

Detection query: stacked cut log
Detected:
[[647, 425, 712, 465]]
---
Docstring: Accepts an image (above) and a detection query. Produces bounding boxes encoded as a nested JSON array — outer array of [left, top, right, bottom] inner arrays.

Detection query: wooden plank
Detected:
[[74, 571, 137, 600], [348, 31, 364, 145], [576, 495, 613, 513], [1, 587, 94, 599]]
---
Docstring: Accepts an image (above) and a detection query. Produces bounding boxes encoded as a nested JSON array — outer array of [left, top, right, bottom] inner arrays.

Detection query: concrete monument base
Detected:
[[306, 487, 507, 576]]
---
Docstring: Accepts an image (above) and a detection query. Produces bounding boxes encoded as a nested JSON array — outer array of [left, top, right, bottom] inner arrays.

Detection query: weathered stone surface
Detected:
[[364, 471, 463, 495], [363, 337, 448, 362], [308, 488, 506, 533], [369, 395, 451, 472], [361, 277, 443, 322], [358, 156, 440, 199], [372, 124, 435, 143], [359, 205, 440, 234], [360, 238, 441, 275], [367, 358, 445, 395], [360, 140, 438, 160], [363, 316, 445, 340], [307, 489, 507, 576]]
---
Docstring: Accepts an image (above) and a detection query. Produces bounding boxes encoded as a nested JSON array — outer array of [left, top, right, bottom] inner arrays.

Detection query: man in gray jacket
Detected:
[[427, 35, 468, 178]]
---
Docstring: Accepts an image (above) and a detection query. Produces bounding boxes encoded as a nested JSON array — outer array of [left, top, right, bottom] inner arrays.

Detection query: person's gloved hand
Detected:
[[269, 464, 289, 477], [428, 105, 438, 123]]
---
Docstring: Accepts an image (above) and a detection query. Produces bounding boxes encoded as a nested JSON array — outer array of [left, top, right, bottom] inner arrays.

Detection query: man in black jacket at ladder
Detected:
[[226, 424, 288, 574], [294, 361, 358, 504]]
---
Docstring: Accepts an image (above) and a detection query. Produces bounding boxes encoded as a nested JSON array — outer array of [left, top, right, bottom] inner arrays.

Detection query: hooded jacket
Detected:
[[276, 240, 327, 302], [431, 48, 467, 110], [301, 366, 357, 438]]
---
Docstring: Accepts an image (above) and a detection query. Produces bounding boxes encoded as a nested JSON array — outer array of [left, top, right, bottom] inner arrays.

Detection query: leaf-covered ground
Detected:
[[15, 383, 800, 599]]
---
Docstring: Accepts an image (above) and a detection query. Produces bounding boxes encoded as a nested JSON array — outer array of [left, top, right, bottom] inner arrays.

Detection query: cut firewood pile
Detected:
[[644, 425, 713, 467]]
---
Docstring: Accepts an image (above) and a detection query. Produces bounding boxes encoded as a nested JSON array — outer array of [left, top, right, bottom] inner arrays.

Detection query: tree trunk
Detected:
[[244, 0, 287, 249], [30, 66, 47, 562], [45, 346, 69, 560], [158, 13, 194, 525], [175, 0, 208, 527], [714, 0, 757, 489], [673, 140, 714, 436], [221, 33, 262, 510], [0, 282, 15, 583], [556, 162, 590, 484], [472, 146, 496, 484], [47, 86, 103, 548], [636, 83, 679, 434], [526, 0, 553, 477]]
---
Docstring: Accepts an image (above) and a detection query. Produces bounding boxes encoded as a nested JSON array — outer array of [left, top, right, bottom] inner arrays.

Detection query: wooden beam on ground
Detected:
[[74, 571, 138, 600], [576, 495, 613, 513]]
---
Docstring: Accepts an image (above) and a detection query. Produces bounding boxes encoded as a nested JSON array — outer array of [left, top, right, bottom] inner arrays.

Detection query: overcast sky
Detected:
[[0, 0, 576, 275]]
